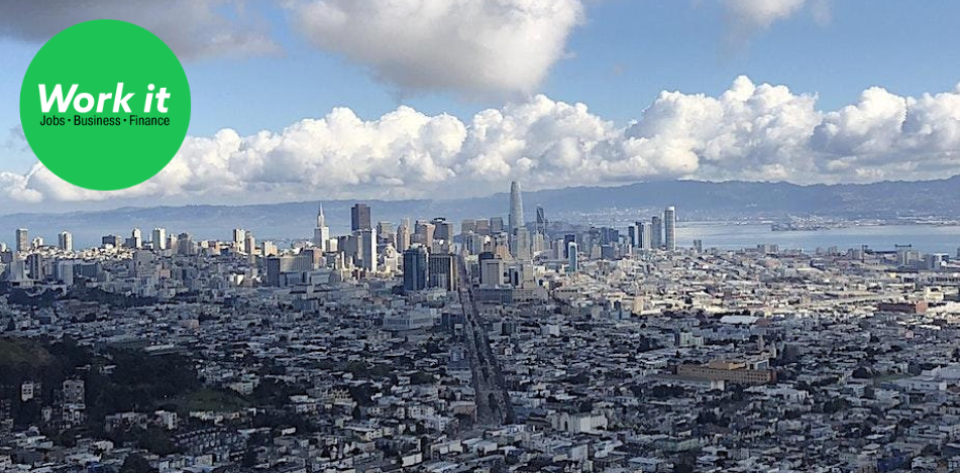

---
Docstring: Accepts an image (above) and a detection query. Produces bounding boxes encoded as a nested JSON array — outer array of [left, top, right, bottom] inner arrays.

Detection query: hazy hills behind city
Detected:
[[2, 176, 959, 247]]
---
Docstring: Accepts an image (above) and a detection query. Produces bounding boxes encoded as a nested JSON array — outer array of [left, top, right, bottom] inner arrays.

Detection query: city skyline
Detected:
[[4, 174, 960, 472], [3, 3, 960, 472], [1, 2, 960, 211]]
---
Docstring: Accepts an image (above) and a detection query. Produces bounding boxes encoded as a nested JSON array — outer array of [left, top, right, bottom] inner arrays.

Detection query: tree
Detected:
[[120, 454, 157, 473], [241, 448, 258, 467], [410, 371, 434, 385]]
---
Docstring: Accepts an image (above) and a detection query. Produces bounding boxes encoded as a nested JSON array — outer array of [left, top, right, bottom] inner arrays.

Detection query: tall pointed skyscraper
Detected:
[[509, 181, 524, 234], [314, 203, 331, 252]]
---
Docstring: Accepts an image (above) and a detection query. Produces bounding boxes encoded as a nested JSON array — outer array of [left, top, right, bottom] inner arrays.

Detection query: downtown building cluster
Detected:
[[3, 182, 960, 472]]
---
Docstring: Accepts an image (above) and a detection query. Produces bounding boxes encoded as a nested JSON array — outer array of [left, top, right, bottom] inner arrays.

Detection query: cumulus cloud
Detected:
[[0, 0, 277, 59], [722, 0, 829, 46], [1, 0, 585, 95], [4, 77, 960, 205], [287, 0, 584, 97]]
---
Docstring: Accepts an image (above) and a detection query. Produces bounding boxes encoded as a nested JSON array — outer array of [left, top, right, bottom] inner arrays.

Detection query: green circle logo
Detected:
[[19, 20, 191, 191]]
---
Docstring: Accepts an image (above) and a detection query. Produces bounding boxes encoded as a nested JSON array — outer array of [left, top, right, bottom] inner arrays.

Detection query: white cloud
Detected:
[[0, 164, 44, 204], [4, 77, 960, 206], [0, 1, 277, 60], [288, 0, 584, 97], [722, 0, 829, 46]]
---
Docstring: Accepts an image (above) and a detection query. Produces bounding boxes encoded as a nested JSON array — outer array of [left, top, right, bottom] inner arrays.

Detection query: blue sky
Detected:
[[1, 0, 959, 209]]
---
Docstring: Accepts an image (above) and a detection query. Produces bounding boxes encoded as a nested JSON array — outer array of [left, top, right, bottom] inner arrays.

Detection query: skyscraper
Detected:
[[651, 216, 663, 249], [509, 181, 524, 234], [533, 206, 547, 254], [563, 234, 576, 258], [396, 222, 412, 252], [431, 217, 453, 242], [351, 203, 372, 231], [102, 235, 123, 249], [515, 228, 532, 259], [314, 204, 330, 251], [377, 221, 394, 245], [177, 233, 194, 255], [232, 228, 246, 248], [244, 232, 256, 255], [152, 228, 167, 250], [636, 221, 649, 250], [414, 220, 435, 248], [664, 206, 677, 251], [428, 253, 458, 291], [535, 206, 547, 234], [128, 228, 142, 249], [58, 231, 72, 252], [261, 241, 278, 257], [479, 252, 504, 286], [402, 246, 428, 292], [359, 228, 377, 272], [15, 228, 28, 253], [568, 242, 579, 273]]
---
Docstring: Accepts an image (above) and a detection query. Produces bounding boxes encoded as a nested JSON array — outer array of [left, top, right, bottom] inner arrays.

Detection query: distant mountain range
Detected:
[[2, 176, 959, 248]]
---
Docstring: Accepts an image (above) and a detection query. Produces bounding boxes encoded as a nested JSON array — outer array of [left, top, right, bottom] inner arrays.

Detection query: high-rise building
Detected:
[[377, 221, 394, 244], [351, 203, 372, 231], [428, 253, 458, 291], [264, 254, 315, 287], [232, 228, 246, 247], [8, 253, 27, 281], [431, 218, 453, 242], [599, 227, 619, 245], [102, 235, 123, 249], [359, 228, 377, 272], [414, 220, 435, 248], [177, 233, 194, 255], [490, 217, 505, 234], [166, 234, 178, 253], [568, 242, 579, 273], [532, 231, 546, 255], [636, 221, 650, 250], [244, 232, 256, 255], [514, 228, 532, 259], [127, 228, 143, 249], [509, 181, 524, 234], [15, 229, 28, 253], [402, 246, 428, 292], [396, 223, 412, 252], [563, 234, 576, 258], [469, 233, 487, 255], [58, 231, 73, 252], [535, 206, 547, 235], [479, 253, 504, 287], [152, 228, 167, 250], [314, 204, 330, 251], [26, 254, 43, 280], [461, 219, 477, 235], [475, 219, 491, 235], [651, 216, 663, 249], [664, 206, 676, 251]]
